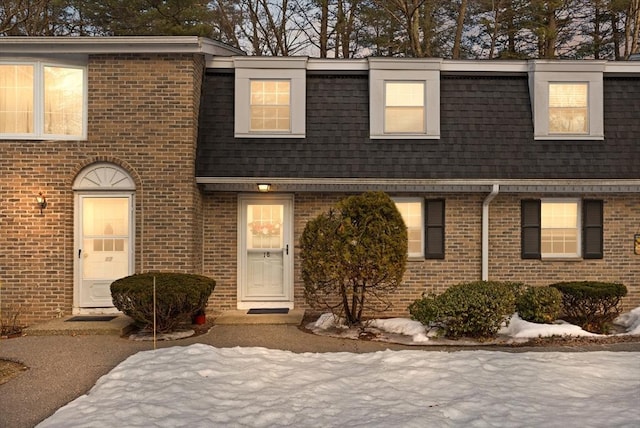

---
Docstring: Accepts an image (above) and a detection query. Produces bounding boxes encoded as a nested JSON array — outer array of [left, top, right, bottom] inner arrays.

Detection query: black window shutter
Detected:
[[521, 200, 541, 259], [583, 200, 603, 259], [425, 199, 445, 259]]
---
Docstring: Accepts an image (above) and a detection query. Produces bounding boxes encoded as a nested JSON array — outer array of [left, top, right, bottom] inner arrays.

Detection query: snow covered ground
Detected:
[[38, 309, 640, 428]]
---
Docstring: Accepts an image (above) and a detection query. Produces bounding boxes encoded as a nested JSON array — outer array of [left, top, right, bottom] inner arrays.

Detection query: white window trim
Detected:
[[540, 198, 582, 259], [369, 58, 441, 139], [529, 61, 605, 140], [0, 59, 88, 141], [234, 57, 307, 139], [393, 197, 424, 259]]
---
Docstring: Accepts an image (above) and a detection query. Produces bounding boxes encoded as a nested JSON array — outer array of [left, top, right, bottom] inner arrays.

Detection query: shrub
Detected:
[[301, 191, 408, 326], [111, 273, 215, 333], [408, 281, 518, 339], [516, 286, 562, 324], [549, 281, 627, 333]]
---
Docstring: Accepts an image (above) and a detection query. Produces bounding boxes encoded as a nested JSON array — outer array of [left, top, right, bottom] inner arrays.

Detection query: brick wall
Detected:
[[0, 53, 205, 325], [202, 191, 639, 317], [489, 194, 640, 312]]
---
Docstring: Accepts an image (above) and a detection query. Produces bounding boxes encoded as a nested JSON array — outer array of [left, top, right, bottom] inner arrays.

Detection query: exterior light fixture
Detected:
[[257, 183, 271, 193], [36, 192, 47, 214]]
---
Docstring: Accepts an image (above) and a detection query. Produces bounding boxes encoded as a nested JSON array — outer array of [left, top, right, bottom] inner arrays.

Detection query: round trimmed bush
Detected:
[[516, 286, 562, 324], [549, 281, 627, 333], [409, 281, 519, 339], [111, 273, 215, 333]]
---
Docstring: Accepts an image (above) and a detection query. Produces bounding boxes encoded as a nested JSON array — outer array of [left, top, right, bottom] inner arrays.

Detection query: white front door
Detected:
[[238, 195, 293, 308], [77, 195, 133, 307]]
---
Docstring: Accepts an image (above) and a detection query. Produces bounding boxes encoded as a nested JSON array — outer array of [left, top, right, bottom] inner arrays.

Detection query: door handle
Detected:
[[286, 244, 289, 255], [78, 249, 82, 258]]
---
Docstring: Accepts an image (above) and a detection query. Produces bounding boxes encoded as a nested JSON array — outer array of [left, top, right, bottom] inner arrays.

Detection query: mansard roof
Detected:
[[196, 61, 640, 188]]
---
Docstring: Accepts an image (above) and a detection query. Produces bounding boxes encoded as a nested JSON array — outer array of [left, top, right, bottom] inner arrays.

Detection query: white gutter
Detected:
[[482, 184, 500, 281]]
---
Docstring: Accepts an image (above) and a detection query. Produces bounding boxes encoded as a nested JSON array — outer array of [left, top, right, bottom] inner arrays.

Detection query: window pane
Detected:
[[395, 201, 423, 257], [548, 83, 588, 134], [248, 204, 283, 250], [0, 65, 34, 133], [384, 82, 425, 133], [549, 84, 587, 107], [385, 82, 424, 107], [250, 80, 290, 131], [385, 107, 424, 133], [541, 201, 579, 256], [44, 66, 84, 136]]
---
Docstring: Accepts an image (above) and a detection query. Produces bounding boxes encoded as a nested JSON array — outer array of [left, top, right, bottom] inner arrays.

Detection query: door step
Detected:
[[215, 309, 304, 325]]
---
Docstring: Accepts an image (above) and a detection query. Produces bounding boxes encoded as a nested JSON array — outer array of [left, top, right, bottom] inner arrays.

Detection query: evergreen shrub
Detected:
[[549, 281, 627, 333], [408, 281, 519, 339], [516, 286, 562, 324], [111, 273, 215, 333], [301, 191, 408, 326]]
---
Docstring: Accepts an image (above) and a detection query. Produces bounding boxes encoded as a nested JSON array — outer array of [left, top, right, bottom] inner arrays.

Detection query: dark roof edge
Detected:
[[196, 177, 640, 194]]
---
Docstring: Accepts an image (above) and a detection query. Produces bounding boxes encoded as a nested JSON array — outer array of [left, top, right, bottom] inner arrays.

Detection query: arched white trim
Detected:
[[73, 162, 135, 190]]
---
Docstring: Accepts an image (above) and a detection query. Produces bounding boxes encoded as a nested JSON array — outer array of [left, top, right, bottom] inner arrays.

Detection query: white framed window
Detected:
[[548, 82, 588, 134], [250, 80, 291, 132], [394, 198, 424, 258], [384, 81, 425, 133], [369, 58, 441, 139], [234, 57, 306, 138], [541, 199, 581, 258], [529, 61, 604, 140], [0, 60, 87, 140]]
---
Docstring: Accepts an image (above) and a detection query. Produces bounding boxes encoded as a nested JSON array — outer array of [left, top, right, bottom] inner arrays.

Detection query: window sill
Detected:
[[534, 134, 604, 141], [370, 134, 440, 140], [235, 133, 305, 139], [540, 257, 583, 262]]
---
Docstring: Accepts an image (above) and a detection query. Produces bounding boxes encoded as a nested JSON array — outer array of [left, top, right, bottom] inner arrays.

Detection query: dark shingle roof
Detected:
[[196, 71, 640, 179]]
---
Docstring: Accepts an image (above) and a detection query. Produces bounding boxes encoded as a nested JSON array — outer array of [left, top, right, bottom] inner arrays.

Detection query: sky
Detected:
[[38, 308, 640, 428]]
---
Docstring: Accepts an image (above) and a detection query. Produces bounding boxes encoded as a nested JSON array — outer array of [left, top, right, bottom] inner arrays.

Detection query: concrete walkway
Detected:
[[2, 313, 639, 428]]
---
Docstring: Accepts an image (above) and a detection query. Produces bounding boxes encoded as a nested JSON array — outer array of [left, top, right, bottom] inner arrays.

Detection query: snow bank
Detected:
[[38, 344, 640, 428]]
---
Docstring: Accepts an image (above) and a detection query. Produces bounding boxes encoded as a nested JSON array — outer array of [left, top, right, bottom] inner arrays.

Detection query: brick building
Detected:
[[1, 37, 638, 325]]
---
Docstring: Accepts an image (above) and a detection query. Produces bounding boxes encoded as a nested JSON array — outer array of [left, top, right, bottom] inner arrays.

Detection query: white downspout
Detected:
[[482, 184, 500, 281]]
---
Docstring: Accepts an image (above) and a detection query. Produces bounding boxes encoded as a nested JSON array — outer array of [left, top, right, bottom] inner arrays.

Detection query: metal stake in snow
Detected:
[[153, 276, 157, 350]]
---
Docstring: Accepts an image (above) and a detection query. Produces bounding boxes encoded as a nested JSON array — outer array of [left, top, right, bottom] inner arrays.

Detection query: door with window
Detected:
[[73, 163, 136, 311], [238, 195, 293, 308], [78, 195, 133, 307]]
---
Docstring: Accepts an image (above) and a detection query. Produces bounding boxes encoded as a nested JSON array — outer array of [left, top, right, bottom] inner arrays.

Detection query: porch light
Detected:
[[36, 192, 47, 214], [257, 183, 271, 193]]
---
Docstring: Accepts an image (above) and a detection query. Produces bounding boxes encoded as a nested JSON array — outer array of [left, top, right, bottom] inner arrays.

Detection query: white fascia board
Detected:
[[604, 61, 640, 73], [0, 36, 242, 55], [207, 57, 640, 74], [368, 57, 443, 70], [528, 59, 607, 73], [233, 56, 308, 69], [307, 58, 368, 71], [442, 60, 528, 73]]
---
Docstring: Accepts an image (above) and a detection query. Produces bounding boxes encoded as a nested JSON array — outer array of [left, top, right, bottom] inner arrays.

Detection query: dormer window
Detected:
[[369, 58, 441, 139], [234, 57, 306, 138], [529, 61, 604, 140]]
